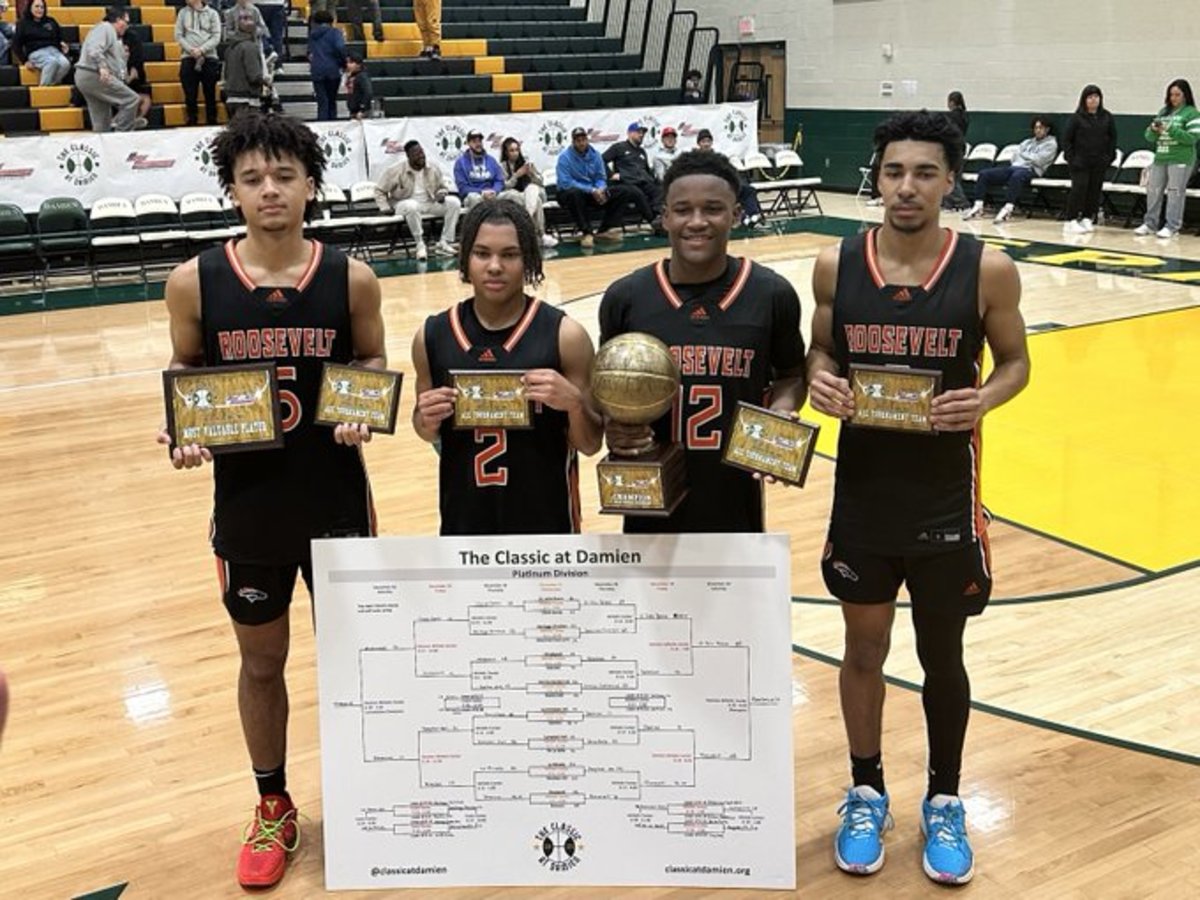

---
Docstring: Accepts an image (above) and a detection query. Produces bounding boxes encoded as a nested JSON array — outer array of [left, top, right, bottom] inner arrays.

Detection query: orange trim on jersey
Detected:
[[215, 554, 228, 595], [223, 239, 323, 292], [503, 296, 541, 353], [864, 227, 957, 292], [566, 450, 581, 533], [449, 301, 472, 352], [653, 257, 750, 310], [361, 447, 378, 536]]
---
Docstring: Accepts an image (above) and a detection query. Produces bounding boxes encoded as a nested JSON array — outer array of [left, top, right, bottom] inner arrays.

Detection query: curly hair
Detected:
[[457, 198, 544, 287], [211, 110, 325, 221], [661, 149, 742, 200], [872, 109, 964, 177]]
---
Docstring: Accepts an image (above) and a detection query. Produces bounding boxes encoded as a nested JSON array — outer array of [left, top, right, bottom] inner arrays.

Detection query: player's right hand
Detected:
[[157, 429, 212, 469], [807, 370, 855, 419], [604, 419, 655, 456], [415, 386, 457, 431]]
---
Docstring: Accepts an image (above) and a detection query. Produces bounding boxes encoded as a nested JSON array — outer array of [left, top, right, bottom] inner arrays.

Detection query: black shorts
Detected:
[[821, 535, 993, 616], [216, 554, 314, 626]]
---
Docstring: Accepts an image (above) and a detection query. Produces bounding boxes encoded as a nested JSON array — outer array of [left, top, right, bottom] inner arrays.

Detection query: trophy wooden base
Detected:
[[596, 443, 688, 516]]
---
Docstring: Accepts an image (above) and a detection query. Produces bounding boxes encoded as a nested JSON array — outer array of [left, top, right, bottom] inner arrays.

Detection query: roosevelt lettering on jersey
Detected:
[[670, 345, 757, 378], [842, 323, 963, 359], [216, 327, 339, 362]]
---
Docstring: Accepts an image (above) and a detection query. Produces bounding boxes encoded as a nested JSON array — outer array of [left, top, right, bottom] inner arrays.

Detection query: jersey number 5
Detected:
[[474, 428, 508, 486], [277, 366, 302, 432], [672, 384, 723, 449]]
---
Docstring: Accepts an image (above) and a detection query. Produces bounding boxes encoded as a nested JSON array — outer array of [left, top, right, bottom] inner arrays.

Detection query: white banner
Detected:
[[313, 532, 794, 891], [0, 102, 756, 212]]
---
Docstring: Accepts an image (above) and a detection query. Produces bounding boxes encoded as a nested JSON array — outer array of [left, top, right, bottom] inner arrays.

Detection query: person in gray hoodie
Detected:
[[222, 2, 264, 118], [963, 116, 1058, 224], [175, 0, 223, 126], [74, 7, 146, 132]]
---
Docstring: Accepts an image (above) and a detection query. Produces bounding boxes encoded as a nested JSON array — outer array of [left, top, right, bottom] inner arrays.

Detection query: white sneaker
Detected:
[[1157, 227, 1176, 239], [961, 202, 983, 221], [993, 203, 1013, 224], [415, 242, 428, 260], [1080, 218, 1094, 232], [541, 233, 559, 248], [432, 241, 456, 257], [1133, 224, 1154, 236], [1065, 219, 1087, 234]]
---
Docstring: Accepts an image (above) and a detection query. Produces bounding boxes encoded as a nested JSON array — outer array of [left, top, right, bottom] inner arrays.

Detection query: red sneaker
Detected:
[[236, 794, 299, 888]]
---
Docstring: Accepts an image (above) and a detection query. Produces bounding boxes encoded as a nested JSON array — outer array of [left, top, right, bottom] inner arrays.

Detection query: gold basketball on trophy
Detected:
[[590, 332, 680, 425]]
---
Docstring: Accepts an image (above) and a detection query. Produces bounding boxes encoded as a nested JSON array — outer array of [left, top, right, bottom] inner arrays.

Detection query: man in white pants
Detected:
[[374, 140, 461, 261], [74, 7, 146, 132]]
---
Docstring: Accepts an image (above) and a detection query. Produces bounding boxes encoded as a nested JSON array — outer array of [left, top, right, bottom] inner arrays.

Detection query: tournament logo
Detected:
[[191, 137, 219, 179], [320, 128, 354, 170], [433, 124, 469, 164], [0, 161, 35, 179], [639, 113, 662, 149], [126, 151, 177, 171], [56, 141, 102, 187], [721, 108, 750, 144], [536, 119, 569, 157], [534, 822, 583, 872]]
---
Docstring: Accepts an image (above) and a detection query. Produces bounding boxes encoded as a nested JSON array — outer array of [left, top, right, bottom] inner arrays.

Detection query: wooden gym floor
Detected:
[[0, 194, 1196, 897]]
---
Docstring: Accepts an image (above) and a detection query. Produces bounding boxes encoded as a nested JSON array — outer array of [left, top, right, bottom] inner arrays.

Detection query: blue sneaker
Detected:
[[921, 794, 974, 884], [834, 785, 893, 875]]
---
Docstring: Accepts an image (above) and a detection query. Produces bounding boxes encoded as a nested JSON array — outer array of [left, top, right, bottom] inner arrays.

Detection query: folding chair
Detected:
[[88, 197, 143, 284]]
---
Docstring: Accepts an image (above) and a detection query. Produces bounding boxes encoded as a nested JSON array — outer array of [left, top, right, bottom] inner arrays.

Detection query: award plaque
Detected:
[[314, 363, 403, 434], [722, 402, 820, 487], [849, 364, 942, 433], [450, 370, 531, 429], [162, 363, 283, 454]]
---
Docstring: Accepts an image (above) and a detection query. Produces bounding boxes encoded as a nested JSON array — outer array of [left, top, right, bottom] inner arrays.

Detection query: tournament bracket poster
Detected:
[[313, 533, 795, 890]]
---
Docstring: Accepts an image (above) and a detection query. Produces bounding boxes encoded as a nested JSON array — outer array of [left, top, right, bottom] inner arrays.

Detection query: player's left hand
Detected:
[[521, 369, 580, 412], [334, 422, 373, 446], [930, 388, 988, 431]]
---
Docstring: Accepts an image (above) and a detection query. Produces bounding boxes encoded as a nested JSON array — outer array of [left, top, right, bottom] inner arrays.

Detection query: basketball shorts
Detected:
[[216, 555, 314, 626], [821, 536, 993, 616]]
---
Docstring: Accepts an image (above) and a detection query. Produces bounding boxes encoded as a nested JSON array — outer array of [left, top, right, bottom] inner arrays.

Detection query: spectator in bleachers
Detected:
[[307, 9, 345, 121], [13, 0, 71, 86], [603, 121, 665, 234], [221, 5, 265, 119], [224, 0, 266, 44], [1134, 78, 1200, 238], [75, 7, 146, 132], [555, 126, 639, 248], [695, 128, 764, 227], [345, 0, 384, 43], [373, 139, 460, 260], [1062, 84, 1117, 234], [681, 69, 703, 104], [121, 24, 152, 122], [176, 0, 223, 127], [344, 52, 372, 119], [0, 0, 14, 66], [500, 136, 557, 248], [942, 91, 970, 211], [652, 126, 682, 180], [962, 115, 1057, 224], [454, 130, 506, 210], [254, 0, 286, 61], [414, 0, 441, 59]]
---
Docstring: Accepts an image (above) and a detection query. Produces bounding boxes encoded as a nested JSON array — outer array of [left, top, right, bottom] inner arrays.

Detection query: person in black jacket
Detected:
[[602, 122, 665, 232], [344, 52, 372, 119], [13, 0, 71, 85], [942, 91, 970, 211], [1062, 84, 1117, 233]]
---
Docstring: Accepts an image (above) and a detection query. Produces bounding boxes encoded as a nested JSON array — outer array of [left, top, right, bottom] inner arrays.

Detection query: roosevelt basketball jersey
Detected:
[[831, 227, 986, 555], [424, 296, 579, 535], [199, 239, 372, 564], [598, 256, 806, 533]]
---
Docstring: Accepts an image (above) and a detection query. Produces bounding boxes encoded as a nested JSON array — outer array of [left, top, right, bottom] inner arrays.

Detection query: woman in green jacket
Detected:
[[1135, 78, 1200, 238]]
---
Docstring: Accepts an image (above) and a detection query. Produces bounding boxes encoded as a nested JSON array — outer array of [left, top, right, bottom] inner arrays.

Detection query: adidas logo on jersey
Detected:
[[689, 305, 709, 322], [478, 348, 497, 363], [964, 581, 982, 596], [264, 288, 287, 304], [891, 287, 913, 302]]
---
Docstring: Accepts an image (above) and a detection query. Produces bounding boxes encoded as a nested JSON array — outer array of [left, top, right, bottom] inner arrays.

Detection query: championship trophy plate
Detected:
[[314, 363, 403, 434], [722, 402, 820, 487], [591, 332, 688, 516], [849, 364, 943, 433], [450, 370, 531, 429], [162, 363, 283, 454]]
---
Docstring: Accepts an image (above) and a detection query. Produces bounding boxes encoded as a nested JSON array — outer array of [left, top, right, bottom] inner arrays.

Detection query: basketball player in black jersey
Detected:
[[808, 111, 1030, 884], [412, 199, 602, 534], [156, 111, 387, 890], [598, 150, 806, 533]]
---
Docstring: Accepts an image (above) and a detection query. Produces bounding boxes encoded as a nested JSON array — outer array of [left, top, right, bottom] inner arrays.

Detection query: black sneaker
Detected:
[[430, 45, 441, 59], [419, 46, 434, 59]]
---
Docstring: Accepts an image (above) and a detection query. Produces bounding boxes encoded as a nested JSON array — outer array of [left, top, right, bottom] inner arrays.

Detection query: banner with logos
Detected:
[[0, 103, 755, 213]]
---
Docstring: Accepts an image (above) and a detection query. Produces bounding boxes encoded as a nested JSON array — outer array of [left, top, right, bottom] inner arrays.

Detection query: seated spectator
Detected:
[[602, 121, 664, 234], [681, 68, 703, 104], [554, 126, 641, 248], [175, 0, 223, 126], [308, 9, 345, 121], [75, 7, 146, 132], [454, 130, 506, 209], [653, 125, 682, 180], [500, 136, 557, 248], [344, 52, 372, 120], [221, 4, 265, 119], [695, 128, 764, 227], [121, 24, 153, 121], [963, 116, 1058, 224], [0, 0, 14, 66], [373, 139, 461, 260], [13, 0, 71, 86]]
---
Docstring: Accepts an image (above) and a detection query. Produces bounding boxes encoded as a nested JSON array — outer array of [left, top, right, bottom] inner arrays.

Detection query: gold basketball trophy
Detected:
[[591, 332, 687, 516]]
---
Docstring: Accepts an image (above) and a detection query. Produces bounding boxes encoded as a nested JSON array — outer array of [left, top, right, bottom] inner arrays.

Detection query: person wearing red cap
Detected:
[[653, 125, 683, 180]]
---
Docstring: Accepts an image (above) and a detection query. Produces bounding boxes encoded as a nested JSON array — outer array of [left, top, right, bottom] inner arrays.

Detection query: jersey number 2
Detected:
[[474, 429, 508, 486]]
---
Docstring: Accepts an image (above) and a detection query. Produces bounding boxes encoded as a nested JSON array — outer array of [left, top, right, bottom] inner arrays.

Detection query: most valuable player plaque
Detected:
[[849, 364, 942, 433], [162, 363, 283, 454], [722, 402, 819, 487], [450, 370, 531, 429], [314, 363, 403, 434]]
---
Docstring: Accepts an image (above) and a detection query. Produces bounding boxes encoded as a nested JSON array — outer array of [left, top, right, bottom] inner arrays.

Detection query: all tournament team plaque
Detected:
[[314, 363, 403, 434], [162, 363, 283, 454], [722, 402, 819, 486], [848, 364, 943, 433], [450, 370, 531, 429]]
